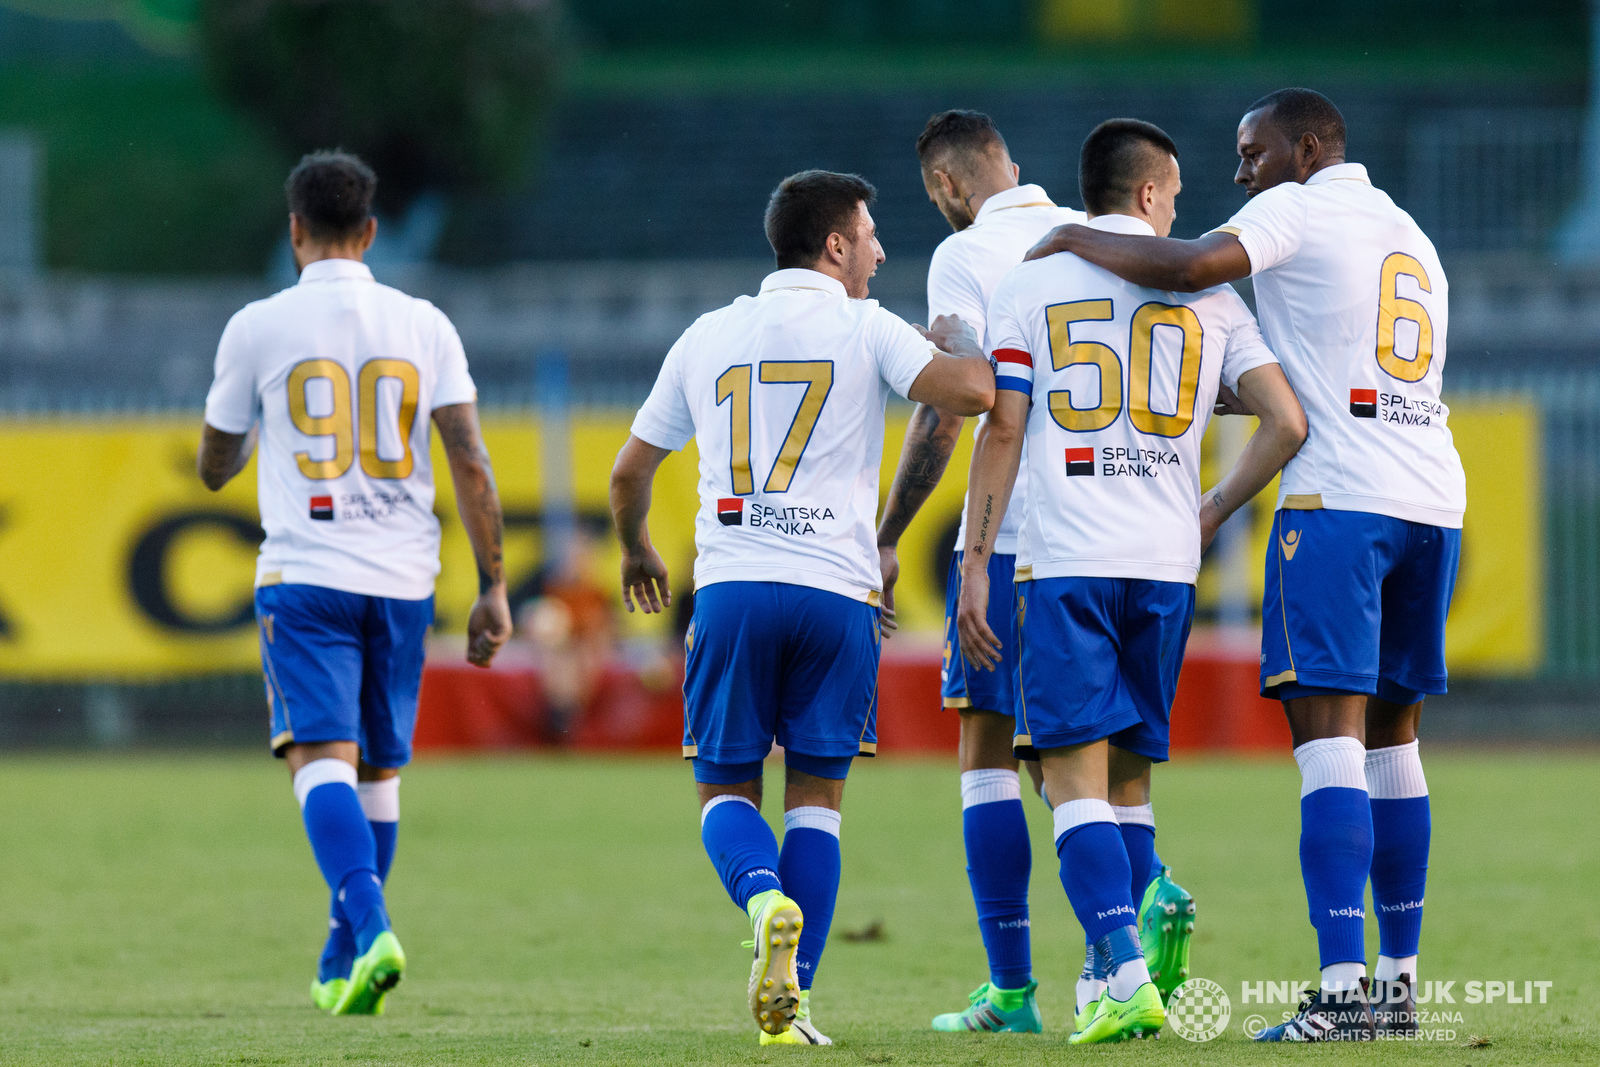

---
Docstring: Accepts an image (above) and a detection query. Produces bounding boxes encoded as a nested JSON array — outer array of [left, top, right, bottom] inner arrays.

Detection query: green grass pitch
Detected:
[[0, 750, 1595, 1064]]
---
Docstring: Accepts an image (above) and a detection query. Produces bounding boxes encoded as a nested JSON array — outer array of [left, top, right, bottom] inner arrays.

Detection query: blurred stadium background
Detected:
[[0, 0, 1595, 751]]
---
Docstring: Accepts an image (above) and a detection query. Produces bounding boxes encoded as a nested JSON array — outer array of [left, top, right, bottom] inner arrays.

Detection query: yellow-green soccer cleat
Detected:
[[332, 931, 405, 1016], [1072, 997, 1099, 1039], [746, 891, 804, 1036], [310, 977, 347, 1011], [930, 981, 1042, 1032], [1068, 983, 1166, 1044], [760, 989, 832, 1045], [1138, 867, 1195, 1004]]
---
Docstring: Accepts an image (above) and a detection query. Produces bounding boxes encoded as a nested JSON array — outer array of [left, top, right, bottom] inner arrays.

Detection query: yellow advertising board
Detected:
[[0, 403, 1541, 678]]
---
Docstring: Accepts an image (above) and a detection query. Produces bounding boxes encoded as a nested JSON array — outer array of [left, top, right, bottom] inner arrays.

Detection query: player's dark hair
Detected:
[[916, 109, 1007, 171], [764, 170, 876, 269], [1078, 118, 1179, 216], [285, 150, 377, 242], [1246, 88, 1346, 154]]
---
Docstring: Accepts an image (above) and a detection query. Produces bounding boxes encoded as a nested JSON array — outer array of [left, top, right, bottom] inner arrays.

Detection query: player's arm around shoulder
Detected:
[[954, 386, 1026, 673], [433, 402, 512, 667], [902, 313, 995, 416], [1023, 225, 1250, 293]]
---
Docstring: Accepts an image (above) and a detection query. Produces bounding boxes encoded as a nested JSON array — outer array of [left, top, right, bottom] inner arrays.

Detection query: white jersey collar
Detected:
[[760, 268, 847, 299], [1085, 213, 1157, 237], [298, 258, 375, 285], [1305, 162, 1369, 186], [973, 184, 1055, 224]]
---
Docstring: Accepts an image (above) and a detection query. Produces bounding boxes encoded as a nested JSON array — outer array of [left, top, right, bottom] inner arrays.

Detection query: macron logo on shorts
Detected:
[[1350, 389, 1378, 419], [717, 497, 744, 526], [309, 495, 334, 521], [1065, 447, 1094, 477]]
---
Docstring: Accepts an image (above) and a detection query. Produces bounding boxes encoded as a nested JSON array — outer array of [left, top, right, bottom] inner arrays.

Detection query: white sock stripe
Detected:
[[292, 758, 357, 809], [784, 805, 841, 837], [960, 768, 1022, 809], [1365, 740, 1428, 799], [1111, 803, 1155, 828], [357, 777, 401, 822], [1294, 736, 1368, 798], [700, 793, 758, 825], [1052, 798, 1117, 843]]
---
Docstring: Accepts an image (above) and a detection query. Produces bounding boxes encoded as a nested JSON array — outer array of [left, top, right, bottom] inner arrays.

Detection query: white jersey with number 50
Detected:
[[631, 268, 937, 603], [204, 258, 478, 600], [985, 214, 1280, 585], [1215, 163, 1465, 527]]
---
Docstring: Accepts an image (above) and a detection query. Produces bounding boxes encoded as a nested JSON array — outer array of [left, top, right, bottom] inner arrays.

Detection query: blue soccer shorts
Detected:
[[256, 583, 434, 767], [941, 551, 1018, 717], [1014, 576, 1195, 763], [682, 581, 880, 778], [1262, 508, 1461, 705]]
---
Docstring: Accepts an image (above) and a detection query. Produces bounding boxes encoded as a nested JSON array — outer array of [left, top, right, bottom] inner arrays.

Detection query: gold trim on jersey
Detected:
[[988, 200, 1056, 212], [1210, 225, 1243, 237], [1013, 564, 1033, 582], [1264, 669, 1298, 688], [681, 744, 698, 758], [866, 590, 882, 607], [858, 741, 878, 755], [1282, 494, 1324, 510], [258, 570, 283, 587], [943, 696, 972, 708]]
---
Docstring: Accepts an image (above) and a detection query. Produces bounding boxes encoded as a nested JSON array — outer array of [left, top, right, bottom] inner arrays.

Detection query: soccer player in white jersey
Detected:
[[609, 170, 994, 1045], [958, 119, 1306, 1044], [1027, 89, 1465, 1041], [198, 152, 512, 1016]]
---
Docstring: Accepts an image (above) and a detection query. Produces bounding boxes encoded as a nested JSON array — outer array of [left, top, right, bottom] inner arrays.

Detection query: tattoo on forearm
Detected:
[[903, 432, 955, 488], [1211, 490, 1225, 512], [974, 493, 994, 558]]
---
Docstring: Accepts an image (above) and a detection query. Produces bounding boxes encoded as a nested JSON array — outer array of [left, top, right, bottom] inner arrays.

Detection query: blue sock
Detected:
[[961, 770, 1032, 989], [318, 784, 399, 982], [371, 821, 398, 882], [778, 807, 843, 991], [295, 760, 390, 958], [318, 899, 356, 982], [1295, 738, 1373, 968], [1118, 821, 1159, 906], [701, 795, 782, 911], [1053, 800, 1138, 943], [1367, 741, 1430, 964]]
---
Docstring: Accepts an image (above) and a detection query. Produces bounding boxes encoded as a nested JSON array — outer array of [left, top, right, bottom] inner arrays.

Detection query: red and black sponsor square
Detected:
[[717, 497, 744, 526], [1065, 447, 1095, 477], [1350, 388, 1378, 419], [309, 495, 334, 521]]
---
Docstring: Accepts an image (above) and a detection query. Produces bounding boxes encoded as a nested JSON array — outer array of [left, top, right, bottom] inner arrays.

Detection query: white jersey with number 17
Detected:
[[985, 214, 1280, 585], [630, 268, 938, 603]]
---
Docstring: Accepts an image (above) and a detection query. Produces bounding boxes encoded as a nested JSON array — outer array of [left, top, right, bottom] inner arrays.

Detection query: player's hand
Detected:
[[1213, 383, 1255, 416], [877, 544, 900, 639], [620, 546, 671, 614], [466, 585, 512, 668], [917, 314, 981, 358], [955, 557, 1003, 672], [1023, 223, 1082, 262]]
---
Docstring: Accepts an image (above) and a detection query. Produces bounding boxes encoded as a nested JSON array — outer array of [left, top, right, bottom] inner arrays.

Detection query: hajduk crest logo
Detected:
[[717, 497, 745, 527], [1350, 388, 1378, 419], [309, 495, 334, 521], [1065, 447, 1094, 477]]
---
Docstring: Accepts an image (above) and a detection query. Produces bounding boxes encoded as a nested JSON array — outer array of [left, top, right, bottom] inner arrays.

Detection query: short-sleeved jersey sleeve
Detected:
[[630, 332, 697, 451], [865, 306, 938, 400], [1214, 286, 1281, 390], [926, 239, 989, 341], [204, 309, 259, 434], [983, 274, 1034, 396], [430, 309, 478, 409], [1215, 183, 1307, 276]]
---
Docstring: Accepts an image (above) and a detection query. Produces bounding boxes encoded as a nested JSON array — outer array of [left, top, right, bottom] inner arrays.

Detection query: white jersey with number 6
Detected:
[[204, 258, 478, 600], [985, 214, 1281, 585], [927, 184, 1086, 556], [631, 268, 937, 603], [1215, 163, 1465, 527]]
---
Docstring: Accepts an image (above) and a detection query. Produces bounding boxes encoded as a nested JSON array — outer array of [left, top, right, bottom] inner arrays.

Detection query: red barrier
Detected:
[[414, 628, 1290, 755]]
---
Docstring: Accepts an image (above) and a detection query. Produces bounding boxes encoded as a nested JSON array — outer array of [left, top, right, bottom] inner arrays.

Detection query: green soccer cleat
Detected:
[[1138, 867, 1195, 1004], [746, 890, 804, 1036], [759, 989, 832, 1045], [332, 931, 405, 1016], [1072, 997, 1098, 1039], [1068, 983, 1165, 1044], [930, 981, 1042, 1033], [310, 977, 347, 1011]]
